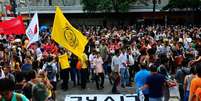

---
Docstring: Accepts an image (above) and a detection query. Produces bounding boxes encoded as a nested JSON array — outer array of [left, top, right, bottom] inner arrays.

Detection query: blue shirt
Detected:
[[146, 73, 166, 98], [21, 64, 32, 73], [134, 69, 150, 94]]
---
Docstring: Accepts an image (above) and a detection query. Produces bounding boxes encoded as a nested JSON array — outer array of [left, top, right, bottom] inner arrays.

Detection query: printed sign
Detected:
[[65, 94, 138, 101]]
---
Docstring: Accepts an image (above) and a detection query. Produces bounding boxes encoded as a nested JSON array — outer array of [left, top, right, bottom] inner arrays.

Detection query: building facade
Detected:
[[1, 0, 201, 25]]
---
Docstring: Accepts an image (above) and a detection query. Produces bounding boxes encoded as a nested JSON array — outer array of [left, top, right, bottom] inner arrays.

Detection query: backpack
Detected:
[[22, 81, 35, 99], [45, 63, 56, 80], [76, 61, 82, 71]]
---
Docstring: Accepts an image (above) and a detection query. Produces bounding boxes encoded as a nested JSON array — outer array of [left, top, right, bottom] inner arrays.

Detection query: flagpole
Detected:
[[28, 0, 31, 19], [9, 41, 13, 69], [0, 2, 3, 20], [0, 0, 5, 20]]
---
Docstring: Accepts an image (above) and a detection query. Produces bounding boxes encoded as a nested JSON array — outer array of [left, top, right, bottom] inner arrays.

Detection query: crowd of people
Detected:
[[0, 25, 201, 101]]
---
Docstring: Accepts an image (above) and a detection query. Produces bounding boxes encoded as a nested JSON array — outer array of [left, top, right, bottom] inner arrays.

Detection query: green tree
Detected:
[[163, 0, 201, 11], [81, 0, 137, 13], [111, 0, 135, 12], [81, 0, 100, 12], [97, 0, 113, 12]]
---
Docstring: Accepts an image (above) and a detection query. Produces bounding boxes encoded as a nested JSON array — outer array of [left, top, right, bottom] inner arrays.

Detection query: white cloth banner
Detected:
[[65, 94, 137, 101], [26, 13, 39, 48]]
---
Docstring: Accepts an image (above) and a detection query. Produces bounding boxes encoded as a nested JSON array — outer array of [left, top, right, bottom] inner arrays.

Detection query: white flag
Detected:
[[26, 13, 39, 48]]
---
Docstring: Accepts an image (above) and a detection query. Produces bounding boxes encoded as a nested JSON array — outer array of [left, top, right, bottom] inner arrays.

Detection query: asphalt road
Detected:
[[56, 77, 136, 101], [56, 77, 180, 101]]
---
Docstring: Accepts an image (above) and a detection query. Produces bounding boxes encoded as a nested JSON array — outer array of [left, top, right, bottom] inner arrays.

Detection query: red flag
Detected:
[[0, 16, 26, 35]]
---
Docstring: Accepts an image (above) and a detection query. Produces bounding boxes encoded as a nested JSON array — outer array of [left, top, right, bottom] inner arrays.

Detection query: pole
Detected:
[[27, 0, 31, 19], [165, 15, 167, 27], [0, 1, 5, 20], [3, 1, 6, 18], [0, 2, 3, 20], [153, 0, 156, 25]]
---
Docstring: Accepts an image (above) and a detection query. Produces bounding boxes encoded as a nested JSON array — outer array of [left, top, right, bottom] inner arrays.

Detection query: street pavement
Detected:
[[56, 77, 136, 101], [56, 77, 180, 101]]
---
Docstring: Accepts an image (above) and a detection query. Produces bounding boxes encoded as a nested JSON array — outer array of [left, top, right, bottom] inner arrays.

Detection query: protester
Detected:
[[111, 49, 121, 93], [32, 83, 49, 101], [141, 64, 166, 101], [89, 50, 96, 82], [134, 64, 150, 101], [127, 48, 135, 85], [0, 78, 29, 101], [94, 52, 104, 90], [59, 51, 70, 90], [80, 53, 89, 89], [189, 63, 201, 101], [183, 67, 196, 101], [175, 60, 190, 101], [42, 55, 57, 100], [70, 54, 79, 86], [0, 24, 200, 100], [32, 83, 48, 101], [119, 48, 129, 88], [23, 70, 39, 100]]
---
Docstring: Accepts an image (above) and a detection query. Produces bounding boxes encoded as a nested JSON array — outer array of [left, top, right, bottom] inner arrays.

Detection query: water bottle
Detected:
[[139, 89, 145, 101]]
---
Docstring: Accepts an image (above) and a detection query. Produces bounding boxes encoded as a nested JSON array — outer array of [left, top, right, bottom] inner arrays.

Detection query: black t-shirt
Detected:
[[146, 73, 166, 98]]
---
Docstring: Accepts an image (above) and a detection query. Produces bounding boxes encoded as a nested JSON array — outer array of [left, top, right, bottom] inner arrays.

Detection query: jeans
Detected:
[[70, 67, 76, 85], [81, 68, 88, 89], [120, 68, 129, 86], [184, 91, 189, 101], [149, 97, 163, 101], [128, 65, 134, 83], [103, 63, 108, 75], [179, 85, 184, 101], [60, 68, 70, 90]]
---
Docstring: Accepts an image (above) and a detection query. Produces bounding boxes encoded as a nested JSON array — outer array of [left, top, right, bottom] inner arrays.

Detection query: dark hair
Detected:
[[182, 59, 188, 67], [115, 49, 120, 55], [150, 64, 158, 72], [25, 70, 36, 81], [32, 83, 48, 101], [15, 72, 24, 83], [196, 63, 201, 77], [0, 78, 15, 91], [140, 64, 147, 70], [47, 55, 53, 62], [190, 67, 196, 75]]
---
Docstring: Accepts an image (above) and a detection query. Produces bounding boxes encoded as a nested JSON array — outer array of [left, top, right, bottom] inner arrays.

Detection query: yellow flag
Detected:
[[51, 6, 88, 60], [58, 53, 70, 70]]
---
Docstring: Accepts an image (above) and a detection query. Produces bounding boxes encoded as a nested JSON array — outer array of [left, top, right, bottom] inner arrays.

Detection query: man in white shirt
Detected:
[[111, 51, 120, 73], [119, 48, 129, 88], [127, 49, 135, 85], [111, 49, 121, 93]]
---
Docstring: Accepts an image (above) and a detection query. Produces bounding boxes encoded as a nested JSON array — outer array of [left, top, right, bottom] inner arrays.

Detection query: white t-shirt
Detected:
[[111, 55, 120, 72], [119, 53, 128, 69], [36, 48, 42, 60], [89, 54, 96, 69]]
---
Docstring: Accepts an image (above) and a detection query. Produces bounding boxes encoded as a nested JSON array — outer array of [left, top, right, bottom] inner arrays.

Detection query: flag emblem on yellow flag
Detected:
[[51, 6, 88, 60]]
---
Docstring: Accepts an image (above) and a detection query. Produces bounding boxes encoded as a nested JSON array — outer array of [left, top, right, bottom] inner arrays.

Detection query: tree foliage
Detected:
[[81, 0, 100, 12], [81, 0, 137, 13], [163, 0, 201, 11]]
